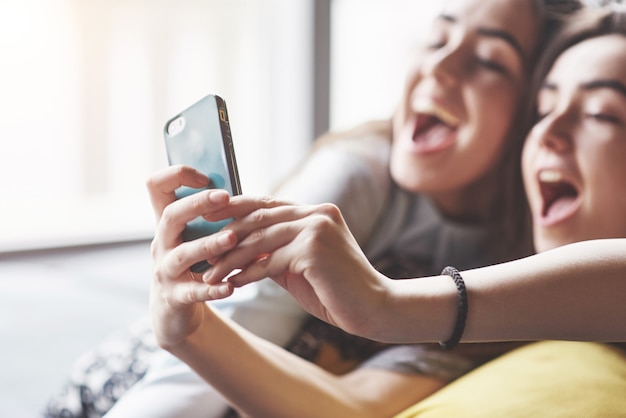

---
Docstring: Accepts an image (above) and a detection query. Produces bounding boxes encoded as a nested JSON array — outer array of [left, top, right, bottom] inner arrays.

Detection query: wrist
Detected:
[[153, 303, 211, 352], [372, 275, 459, 344]]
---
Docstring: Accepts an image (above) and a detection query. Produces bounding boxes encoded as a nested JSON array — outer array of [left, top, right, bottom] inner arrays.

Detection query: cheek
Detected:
[[588, 179, 626, 239], [587, 160, 626, 211], [578, 148, 626, 235], [461, 91, 517, 171], [473, 86, 518, 133]]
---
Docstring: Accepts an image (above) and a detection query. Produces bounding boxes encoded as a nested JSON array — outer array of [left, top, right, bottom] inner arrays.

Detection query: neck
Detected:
[[430, 170, 501, 224]]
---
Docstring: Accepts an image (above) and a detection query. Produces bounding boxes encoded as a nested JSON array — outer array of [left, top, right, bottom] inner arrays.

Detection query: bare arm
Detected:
[[357, 239, 626, 344], [200, 194, 626, 344], [456, 240, 626, 343], [310, 239, 626, 343], [146, 166, 446, 418], [147, 171, 626, 416], [162, 304, 445, 418]]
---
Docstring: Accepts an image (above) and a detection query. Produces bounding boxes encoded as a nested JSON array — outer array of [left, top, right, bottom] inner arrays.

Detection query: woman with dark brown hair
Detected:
[[135, 1, 591, 417], [182, 7, 626, 415]]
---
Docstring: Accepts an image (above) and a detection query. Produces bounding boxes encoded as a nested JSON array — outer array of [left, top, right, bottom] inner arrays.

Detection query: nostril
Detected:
[[534, 111, 574, 153], [540, 133, 571, 153]]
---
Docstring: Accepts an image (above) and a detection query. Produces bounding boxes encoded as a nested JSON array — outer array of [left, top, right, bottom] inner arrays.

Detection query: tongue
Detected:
[[413, 123, 455, 152], [544, 196, 578, 222]]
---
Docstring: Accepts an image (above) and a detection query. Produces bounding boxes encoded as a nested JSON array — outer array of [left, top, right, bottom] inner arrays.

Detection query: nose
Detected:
[[421, 43, 463, 87], [531, 110, 573, 154]]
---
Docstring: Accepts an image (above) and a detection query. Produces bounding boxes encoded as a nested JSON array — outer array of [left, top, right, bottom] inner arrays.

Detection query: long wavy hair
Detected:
[[279, 0, 584, 263]]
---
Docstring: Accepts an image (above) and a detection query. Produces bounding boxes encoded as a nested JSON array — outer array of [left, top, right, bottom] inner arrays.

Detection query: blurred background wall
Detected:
[[0, 1, 440, 416], [0, 0, 438, 252]]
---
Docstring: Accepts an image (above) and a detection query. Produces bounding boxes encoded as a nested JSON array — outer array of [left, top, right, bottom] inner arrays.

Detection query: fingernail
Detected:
[[208, 189, 229, 203]]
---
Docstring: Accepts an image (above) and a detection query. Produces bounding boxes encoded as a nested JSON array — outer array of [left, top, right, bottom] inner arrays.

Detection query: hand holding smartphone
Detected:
[[164, 94, 242, 272]]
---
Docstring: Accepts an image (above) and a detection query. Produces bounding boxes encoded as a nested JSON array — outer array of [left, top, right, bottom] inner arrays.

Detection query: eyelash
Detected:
[[426, 40, 445, 50], [536, 109, 622, 126], [586, 112, 622, 125], [426, 40, 508, 75], [476, 58, 507, 74]]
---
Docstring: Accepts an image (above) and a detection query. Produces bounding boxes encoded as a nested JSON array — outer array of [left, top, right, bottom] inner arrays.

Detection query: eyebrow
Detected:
[[581, 79, 626, 99], [542, 79, 626, 99], [438, 14, 526, 62]]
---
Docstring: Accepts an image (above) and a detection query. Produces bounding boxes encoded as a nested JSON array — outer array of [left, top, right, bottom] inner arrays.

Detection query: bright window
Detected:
[[330, 0, 440, 131], [0, 0, 314, 251], [0, 0, 440, 252]]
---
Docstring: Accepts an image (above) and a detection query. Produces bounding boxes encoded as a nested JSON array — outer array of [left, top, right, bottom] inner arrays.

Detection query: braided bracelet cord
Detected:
[[439, 266, 468, 350]]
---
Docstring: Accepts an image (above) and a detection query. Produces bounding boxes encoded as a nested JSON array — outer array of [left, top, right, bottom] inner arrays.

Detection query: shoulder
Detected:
[[312, 119, 392, 164]]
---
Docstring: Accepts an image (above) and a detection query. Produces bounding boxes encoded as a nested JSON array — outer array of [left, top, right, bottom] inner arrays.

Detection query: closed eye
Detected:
[[427, 40, 446, 50], [476, 57, 507, 74], [586, 112, 622, 125]]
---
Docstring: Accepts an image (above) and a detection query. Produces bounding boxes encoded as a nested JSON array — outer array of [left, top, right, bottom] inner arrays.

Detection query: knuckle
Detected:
[[316, 202, 342, 221], [200, 237, 227, 266], [172, 248, 187, 270], [200, 237, 217, 256], [312, 205, 341, 230], [259, 195, 276, 205], [207, 286, 222, 300], [259, 195, 283, 207], [248, 207, 270, 224], [191, 193, 205, 211], [151, 264, 170, 294], [160, 204, 176, 225], [304, 218, 329, 244], [183, 287, 197, 304], [175, 164, 191, 177], [248, 227, 267, 244]]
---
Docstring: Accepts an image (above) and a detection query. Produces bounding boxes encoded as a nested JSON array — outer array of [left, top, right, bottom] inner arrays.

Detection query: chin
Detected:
[[390, 165, 421, 191], [533, 234, 569, 254]]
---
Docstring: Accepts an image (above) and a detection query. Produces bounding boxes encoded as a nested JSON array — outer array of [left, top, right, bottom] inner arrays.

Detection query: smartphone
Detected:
[[163, 94, 242, 273]]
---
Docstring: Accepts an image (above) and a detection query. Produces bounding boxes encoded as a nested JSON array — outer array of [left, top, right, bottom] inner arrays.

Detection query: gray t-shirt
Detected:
[[260, 132, 511, 381], [277, 132, 501, 273]]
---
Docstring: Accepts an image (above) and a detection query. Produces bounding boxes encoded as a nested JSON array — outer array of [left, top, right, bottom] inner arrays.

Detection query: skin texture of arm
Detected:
[[305, 238, 626, 344], [158, 303, 445, 418], [452, 239, 626, 343], [198, 192, 626, 345]]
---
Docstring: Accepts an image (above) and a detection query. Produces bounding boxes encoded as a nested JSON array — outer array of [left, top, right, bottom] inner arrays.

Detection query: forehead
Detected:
[[442, 0, 539, 57], [548, 34, 626, 84]]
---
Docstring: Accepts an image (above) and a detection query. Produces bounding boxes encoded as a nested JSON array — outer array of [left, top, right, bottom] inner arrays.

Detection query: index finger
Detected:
[[146, 165, 210, 221], [208, 195, 296, 224]]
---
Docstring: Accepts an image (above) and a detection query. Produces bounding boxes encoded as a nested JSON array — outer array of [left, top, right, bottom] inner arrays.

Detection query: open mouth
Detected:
[[538, 170, 580, 223], [411, 111, 458, 153]]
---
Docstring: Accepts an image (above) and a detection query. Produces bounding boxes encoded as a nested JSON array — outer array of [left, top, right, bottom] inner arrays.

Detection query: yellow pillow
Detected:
[[394, 341, 626, 418]]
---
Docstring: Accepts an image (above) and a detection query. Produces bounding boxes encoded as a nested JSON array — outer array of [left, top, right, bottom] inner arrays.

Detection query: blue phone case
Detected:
[[164, 94, 242, 272]]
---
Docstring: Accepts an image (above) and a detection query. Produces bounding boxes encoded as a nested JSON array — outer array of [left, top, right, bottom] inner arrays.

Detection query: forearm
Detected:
[[167, 305, 375, 418], [371, 239, 626, 344], [465, 239, 626, 342]]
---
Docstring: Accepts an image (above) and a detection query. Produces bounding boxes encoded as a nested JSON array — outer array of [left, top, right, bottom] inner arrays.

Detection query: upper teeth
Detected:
[[412, 98, 459, 127], [539, 170, 563, 183]]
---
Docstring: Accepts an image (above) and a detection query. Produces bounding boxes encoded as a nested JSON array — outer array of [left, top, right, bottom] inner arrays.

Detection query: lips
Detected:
[[538, 169, 581, 225]]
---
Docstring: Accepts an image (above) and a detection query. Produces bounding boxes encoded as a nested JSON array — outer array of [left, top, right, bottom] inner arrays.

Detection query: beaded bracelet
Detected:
[[439, 266, 468, 350]]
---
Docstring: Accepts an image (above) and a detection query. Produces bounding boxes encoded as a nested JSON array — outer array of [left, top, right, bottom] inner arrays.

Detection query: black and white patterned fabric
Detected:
[[43, 319, 159, 418]]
